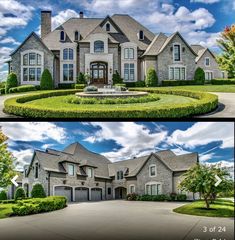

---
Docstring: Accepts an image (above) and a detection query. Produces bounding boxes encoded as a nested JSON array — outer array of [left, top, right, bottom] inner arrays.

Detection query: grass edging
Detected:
[[4, 88, 218, 118]]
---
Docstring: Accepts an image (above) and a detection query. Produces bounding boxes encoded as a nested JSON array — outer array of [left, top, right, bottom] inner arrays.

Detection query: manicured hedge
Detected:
[[9, 85, 38, 93], [128, 194, 187, 201], [211, 79, 235, 85], [75, 84, 86, 89], [5, 73, 18, 93], [0, 190, 7, 200], [4, 88, 218, 118], [0, 199, 16, 204], [14, 187, 26, 200], [31, 184, 46, 198], [58, 83, 75, 89], [12, 196, 67, 216], [162, 80, 197, 86]]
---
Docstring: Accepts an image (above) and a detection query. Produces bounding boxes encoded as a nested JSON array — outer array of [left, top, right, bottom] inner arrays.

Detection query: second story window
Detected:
[[124, 48, 134, 59], [68, 164, 75, 176], [205, 57, 210, 66], [74, 31, 80, 41], [138, 30, 144, 40], [60, 31, 66, 41], [106, 23, 110, 31], [63, 48, 73, 60], [149, 165, 156, 177], [173, 44, 181, 61], [94, 40, 104, 53], [87, 167, 93, 178], [35, 162, 39, 179], [117, 171, 124, 180]]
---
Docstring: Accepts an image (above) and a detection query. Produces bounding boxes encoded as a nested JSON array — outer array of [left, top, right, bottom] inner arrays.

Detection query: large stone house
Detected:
[[21, 142, 199, 202], [8, 11, 225, 87]]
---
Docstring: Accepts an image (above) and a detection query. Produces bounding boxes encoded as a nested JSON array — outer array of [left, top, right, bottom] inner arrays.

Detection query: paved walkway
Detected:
[[0, 201, 233, 240], [0, 92, 235, 118]]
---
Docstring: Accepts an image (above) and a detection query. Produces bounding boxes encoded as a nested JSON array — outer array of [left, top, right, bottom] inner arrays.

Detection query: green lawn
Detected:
[[0, 204, 14, 219], [173, 199, 234, 218], [161, 84, 235, 93]]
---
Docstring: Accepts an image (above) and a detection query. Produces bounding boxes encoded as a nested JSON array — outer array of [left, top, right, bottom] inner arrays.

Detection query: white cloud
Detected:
[[199, 153, 214, 162], [0, 46, 13, 76], [12, 149, 34, 171], [41, 143, 56, 150], [83, 122, 168, 161], [0, 37, 20, 45], [167, 122, 234, 149], [0, 122, 67, 143], [190, 0, 220, 3]]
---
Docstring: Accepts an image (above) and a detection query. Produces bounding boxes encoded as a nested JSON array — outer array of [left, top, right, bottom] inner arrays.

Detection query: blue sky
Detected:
[[0, 0, 235, 81], [0, 122, 234, 176]]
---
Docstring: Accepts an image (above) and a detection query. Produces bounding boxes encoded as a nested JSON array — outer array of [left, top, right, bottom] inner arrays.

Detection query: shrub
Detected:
[[211, 79, 235, 85], [31, 184, 46, 198], [0, 199, 16, 204], [12, 196, 67, 216], [0, 190, 7, 200], [84, 85, 98, 92], [9, 85, 38, 93], [176, 194, 187, 201], [126, 193, 138, 201], [0, 88, 5, 95], [170, 192, 177, 201], [145, 68, 158, 87], [125, 82, 136, 88], [75, 84, 86, 89], [194, 67, 205, 85], [77, 72, 86, 84], [40, 69, 53, 90], [14, 187, 26, 200], [58, 83, 75, 89], [5, 72, 18, 93], [0, 81, 6, 88], [135, 81, 146, 87], [112, 71, 123, 84], [162, 80, 197, 86]]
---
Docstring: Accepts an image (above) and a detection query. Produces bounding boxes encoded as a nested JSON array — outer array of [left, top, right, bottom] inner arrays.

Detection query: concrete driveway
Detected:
[[0, 201, 233, 240]]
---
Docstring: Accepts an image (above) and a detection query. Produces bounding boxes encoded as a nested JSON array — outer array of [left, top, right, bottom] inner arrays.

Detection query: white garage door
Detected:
[[75, 187, 89, 202], [54, 186, 72, 202], [91, 188, 102, 201]]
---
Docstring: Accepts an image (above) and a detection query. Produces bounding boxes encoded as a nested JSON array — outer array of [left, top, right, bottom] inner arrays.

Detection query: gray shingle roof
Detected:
[[191, 44, 205, 55]]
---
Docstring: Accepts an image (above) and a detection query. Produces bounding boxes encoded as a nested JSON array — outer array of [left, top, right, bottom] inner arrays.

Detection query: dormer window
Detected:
[[60, 31, 65, 41], [68, 164, 75, 176], [173, 44, 181, 62], [138, 30, 144, 40], [87, 167, 94, 178], [74, 31, 80, 41], [117, 171, 124, 180], [106, 23, 110, 32], [205, 57, 210, 66]]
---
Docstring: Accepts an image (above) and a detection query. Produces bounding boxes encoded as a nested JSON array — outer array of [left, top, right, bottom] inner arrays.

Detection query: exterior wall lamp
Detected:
[[109, 67, 112, 74]]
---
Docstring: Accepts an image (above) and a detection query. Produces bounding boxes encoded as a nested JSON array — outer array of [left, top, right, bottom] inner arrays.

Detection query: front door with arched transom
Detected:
[[90, 62, 108, 84]]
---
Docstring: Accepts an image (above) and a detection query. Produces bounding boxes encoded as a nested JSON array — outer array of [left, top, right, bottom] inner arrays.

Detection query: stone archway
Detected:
[[115, 187, 127, 199]]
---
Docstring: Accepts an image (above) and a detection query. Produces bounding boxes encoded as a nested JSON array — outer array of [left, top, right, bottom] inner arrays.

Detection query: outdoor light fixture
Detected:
[[63, 180, 67, 184], [81, 181, 85, 185], [86, 68, 89, 74], [109, 67, 112, 74]]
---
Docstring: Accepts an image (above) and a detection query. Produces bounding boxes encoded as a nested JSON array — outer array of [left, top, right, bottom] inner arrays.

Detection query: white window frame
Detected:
[[60, 31, 66, 42], [87, 167, 93, 178], [62, 63, 74, 82], [124, 48, 134, 60], [117, 170, 124, 180], [124, 63, 135, 82], [129, 185, 135, 194], [173, 43, 182, 62], [205, 71, 213, 81], [149, 164, 156, 177], [68, 164, 75, 176], [205, 57, 210, 67], [168, 65, 186, 80], [138, 30, 144, 40], [21, 50, 44, 85], [74, 31, 80, 41], [145, 182, 162, 195]]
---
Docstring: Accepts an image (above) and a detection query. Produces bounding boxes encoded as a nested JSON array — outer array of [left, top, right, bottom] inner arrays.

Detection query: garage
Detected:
[[54, 186, 72, 202], [91, 188, 102, 201], [75, 187, 89, 202]]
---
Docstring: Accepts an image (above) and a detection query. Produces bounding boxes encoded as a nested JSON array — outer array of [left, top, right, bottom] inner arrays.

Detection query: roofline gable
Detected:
[[195, 48, 217, 63], [100, 15, 125, 36]]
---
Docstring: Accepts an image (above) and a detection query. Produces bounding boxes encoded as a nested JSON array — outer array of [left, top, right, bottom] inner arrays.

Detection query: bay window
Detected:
[[124, 63, 135, 81], [124, 48, 134, 59], [63, 48, 73, 60], [63, 64, 74, 81]]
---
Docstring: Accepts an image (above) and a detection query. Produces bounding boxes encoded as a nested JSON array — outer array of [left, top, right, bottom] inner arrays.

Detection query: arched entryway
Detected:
[[90, 62, 108, 84], [115, 187, 127, 199]]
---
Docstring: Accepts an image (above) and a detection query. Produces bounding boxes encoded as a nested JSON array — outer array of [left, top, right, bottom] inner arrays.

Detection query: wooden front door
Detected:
[[90, 62, 108, 84]]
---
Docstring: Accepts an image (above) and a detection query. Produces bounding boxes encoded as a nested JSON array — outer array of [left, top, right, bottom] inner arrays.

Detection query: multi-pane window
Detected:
[[149, 165, 156, 177], [205, 71, 213, 81], [146, 184, 161, 195], [68, 164, 75, 176], [205, 57, 210, 66], [173, 44, 181, 61], [63, 64, 74, 81], [63, 48, 73, 60], [117, 171, 124, 180], [169, 67, 186, 80], [130, 185, 135, 193], [124, 63, 135, 81], [124, 48, 134, 59], [87, 167, 93, 178], [22, 52, 43, 82], [94, 41, 104, 53], [35, 162, 39, 179]]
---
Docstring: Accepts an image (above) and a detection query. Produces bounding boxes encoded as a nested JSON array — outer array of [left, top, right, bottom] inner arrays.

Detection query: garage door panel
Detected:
[[54, 186, 72, 202], [75, 188, 89, 202], [91, 188, 102, 201]]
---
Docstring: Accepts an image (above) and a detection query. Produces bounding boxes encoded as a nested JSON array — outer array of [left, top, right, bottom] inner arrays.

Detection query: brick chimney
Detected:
[[41, 10, 51, 39], [79, 11, 84, 19]]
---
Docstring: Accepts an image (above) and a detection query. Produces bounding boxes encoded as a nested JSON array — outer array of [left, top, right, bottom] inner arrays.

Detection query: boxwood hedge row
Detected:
[[4, 88, 218, 118]]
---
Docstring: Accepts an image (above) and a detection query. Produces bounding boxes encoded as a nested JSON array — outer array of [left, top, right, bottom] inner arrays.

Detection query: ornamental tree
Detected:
[[178, 163, 233, 209], [0, 129, 16, 188], [217, 25, 235, 78]]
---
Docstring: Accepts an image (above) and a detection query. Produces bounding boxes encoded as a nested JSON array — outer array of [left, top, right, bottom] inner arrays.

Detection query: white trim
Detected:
[[145, 181, 162, 195], [149, 164, 156, 177], [173, 42, 182, 63], [205, 70, 213, 80], [168, 65, 187, 80], [129, 184, 135, 194], [60, 30, 66, 42], [68, 163, 75, 176], [205, 57, 210, 67]]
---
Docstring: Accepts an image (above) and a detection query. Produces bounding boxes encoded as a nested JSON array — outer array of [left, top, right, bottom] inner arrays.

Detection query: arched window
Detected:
[[106, 23, 110, 31], [22, 51, 43, 82], [139, 30, 144, 40], [60, 31, 65, 41], [63, 48, 73, 60], [74, 31, 80, 41], [94, 40, 104, 53]]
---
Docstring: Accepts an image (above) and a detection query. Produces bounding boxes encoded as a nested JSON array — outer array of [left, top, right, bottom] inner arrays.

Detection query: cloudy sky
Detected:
[[0, 0, 234, 81], [0, 122, 234, 176]]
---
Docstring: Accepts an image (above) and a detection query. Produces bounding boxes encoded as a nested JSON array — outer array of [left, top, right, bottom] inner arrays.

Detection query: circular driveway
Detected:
[[0, 201, 233, 240]]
